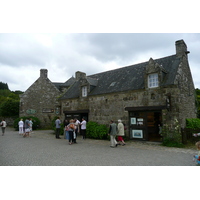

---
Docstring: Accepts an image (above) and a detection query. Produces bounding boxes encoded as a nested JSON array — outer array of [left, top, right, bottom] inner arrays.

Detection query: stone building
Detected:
[[19, 69, 75, 127], [20, 40, 197, 141]]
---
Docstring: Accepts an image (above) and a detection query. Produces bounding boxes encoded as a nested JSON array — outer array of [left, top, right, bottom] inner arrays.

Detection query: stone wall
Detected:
[[61, 76, 196, 138], [19, 70, 62, 128]]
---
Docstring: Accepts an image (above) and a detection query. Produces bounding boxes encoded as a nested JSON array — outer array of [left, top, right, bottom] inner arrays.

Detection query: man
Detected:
[[80, 118, 87, 139], [55, 117, 61, 139], [73, 118, 80, 143], [24, 118, 30, 137], [1, 119, 7, 136], [108, 120, 118, 148]]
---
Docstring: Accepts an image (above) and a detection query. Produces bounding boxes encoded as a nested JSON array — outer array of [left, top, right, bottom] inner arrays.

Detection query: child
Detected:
[[193, 141, 200, 165]]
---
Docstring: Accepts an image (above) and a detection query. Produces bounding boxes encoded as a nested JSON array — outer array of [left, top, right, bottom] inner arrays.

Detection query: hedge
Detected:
[[86, 121, 109, 140], [14, 116, 40, 131]]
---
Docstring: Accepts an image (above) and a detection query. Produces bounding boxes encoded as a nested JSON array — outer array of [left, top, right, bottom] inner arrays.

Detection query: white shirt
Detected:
[[81, 120, 86, 130], [1, 121, 6, 127], [18, 120, 24, 127]]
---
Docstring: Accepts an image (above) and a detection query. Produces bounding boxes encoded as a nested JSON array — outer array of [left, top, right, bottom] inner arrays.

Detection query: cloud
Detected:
[[0, 33, 200, 91]]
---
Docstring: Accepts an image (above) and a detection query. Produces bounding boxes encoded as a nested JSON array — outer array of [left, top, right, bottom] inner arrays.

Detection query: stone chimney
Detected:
[[75, 71, 86, 80], [175, 40, 190, 57], [40, 69, 48, 78]]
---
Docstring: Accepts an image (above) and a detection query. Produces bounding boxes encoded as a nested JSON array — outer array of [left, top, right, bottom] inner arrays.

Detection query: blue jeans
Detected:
[[65, 131, 69, 140], [69, 131, 73, 143]]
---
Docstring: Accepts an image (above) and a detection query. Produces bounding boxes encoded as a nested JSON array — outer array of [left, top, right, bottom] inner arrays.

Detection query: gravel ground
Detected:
[[0, 127, 198, 166]]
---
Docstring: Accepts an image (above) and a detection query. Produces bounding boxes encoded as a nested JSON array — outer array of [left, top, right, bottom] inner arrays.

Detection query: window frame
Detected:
[[82, 86, 87, 97], [148, 73, 159, 88]]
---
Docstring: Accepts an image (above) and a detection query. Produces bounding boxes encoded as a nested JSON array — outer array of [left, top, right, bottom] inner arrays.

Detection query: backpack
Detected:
[[69, 123, 75, 129]]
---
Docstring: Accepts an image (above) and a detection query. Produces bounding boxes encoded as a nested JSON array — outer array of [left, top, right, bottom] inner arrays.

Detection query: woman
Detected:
[[64, 119, 69, 140], [18, 119, 24, 135], [117, 119, 126, 146], [68, 119, 75, 145]]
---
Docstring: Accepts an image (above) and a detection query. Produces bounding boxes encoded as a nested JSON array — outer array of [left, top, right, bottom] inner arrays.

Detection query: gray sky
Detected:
[[0, 33, 200, 91], [0, 1, 200, 91]]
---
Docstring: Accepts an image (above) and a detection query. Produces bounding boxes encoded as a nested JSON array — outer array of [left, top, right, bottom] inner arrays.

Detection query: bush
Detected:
[[161, 118, 183, 148], [162, 138, 185, 148], [0, 99, 19, 117], [186, 118, 200, 129], [14, 116, 40, 131], [51, 116, 64, 135], [86, 121, 109, 140]]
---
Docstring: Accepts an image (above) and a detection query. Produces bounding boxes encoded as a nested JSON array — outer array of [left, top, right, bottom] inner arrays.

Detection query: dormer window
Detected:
[[148, 73, 158, 88], [82, 86, 87, 97]]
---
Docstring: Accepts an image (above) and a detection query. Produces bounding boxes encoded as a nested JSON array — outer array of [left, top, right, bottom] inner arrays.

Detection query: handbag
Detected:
[[73, 131, 76, 139], [65, 126, 70, 131]]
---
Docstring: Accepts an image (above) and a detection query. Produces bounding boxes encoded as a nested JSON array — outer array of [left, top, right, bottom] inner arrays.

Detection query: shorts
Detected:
[[25, 128, 30, 133]]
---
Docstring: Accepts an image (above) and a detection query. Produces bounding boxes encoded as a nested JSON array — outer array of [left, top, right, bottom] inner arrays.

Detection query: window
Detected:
[[148, 73, 158, 88], [110, 82, 116, 86], [82, 86, 87, 97]]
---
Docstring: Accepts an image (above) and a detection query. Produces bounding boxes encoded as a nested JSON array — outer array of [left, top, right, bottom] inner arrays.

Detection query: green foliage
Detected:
[[0, 86, 23, 117], [86, 121, 109, 140], [14, 116, 41, 131], [51, 116, 64, 135], [0, 89, 11, 96], [0, 99, 19, 116], [195, 88, 200, 118], [161, 118, 183, 148], [186, 118, 200, 129], [162, 138, 185, 148], [0, 82, 9, 90]]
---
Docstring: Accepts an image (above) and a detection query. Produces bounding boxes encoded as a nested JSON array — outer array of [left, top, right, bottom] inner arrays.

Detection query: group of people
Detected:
[[55, 117, 87, 145], [18, 118, 33, 137], [108, 119, 126, 148], [2, 116, 200, 165]]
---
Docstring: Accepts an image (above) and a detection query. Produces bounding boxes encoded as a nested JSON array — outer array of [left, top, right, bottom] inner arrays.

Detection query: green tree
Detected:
[[0, 99, 19, 117], [0, 84, 23, 117], [0, 82, 9, 90], [195, 88, 200, 118]]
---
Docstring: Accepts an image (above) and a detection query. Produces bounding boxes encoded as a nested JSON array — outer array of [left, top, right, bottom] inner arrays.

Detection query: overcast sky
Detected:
[[0, 33, 200, 91], [0, 1, 200, 92]]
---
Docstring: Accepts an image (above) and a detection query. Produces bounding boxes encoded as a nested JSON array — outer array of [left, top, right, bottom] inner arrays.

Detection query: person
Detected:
[[64, 119, 69, 140], [117, 119, 126, 146], [108, 120, 118, 148], [1, 119, 7, 136], [74, 118, 80, 143], [68, 119, 75, 145], [29, 118, 33, 136], [80, 118, 87, 139], [18, 119, 24, 135], [55, 117, 61, 139], [23, 118, 30, 137], [193, 141, 200, 165]]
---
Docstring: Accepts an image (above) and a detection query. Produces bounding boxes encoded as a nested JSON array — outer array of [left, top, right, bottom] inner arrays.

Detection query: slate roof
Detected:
[[59, 54, 181, 100], [53, 76, 76, 91]]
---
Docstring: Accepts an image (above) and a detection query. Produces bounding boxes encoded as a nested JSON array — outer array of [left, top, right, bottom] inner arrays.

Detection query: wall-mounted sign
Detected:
[[55, 107, 60, 115], [42, 108, 54, 113], [131, 118, 136, 124], [26, 109, 36, 114], [132, 130, 143, 138]]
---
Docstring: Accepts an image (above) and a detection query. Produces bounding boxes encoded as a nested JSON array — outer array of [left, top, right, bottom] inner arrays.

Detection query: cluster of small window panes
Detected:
[[148, 73, 158, 88]]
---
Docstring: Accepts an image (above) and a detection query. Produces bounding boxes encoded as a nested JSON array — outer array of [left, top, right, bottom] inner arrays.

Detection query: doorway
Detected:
[[129, 110, 162, 142], [147, 112, 162, 141], [64, 112, 88, 122]]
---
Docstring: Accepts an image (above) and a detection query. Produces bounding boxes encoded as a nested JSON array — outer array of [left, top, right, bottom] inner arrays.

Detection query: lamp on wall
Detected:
[[56, 107, 60, 115], [166, 94, 171, 111]]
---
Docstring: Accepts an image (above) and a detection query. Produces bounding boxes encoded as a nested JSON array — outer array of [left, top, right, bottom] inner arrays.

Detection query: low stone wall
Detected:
[[0, 116, 15, 126]]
